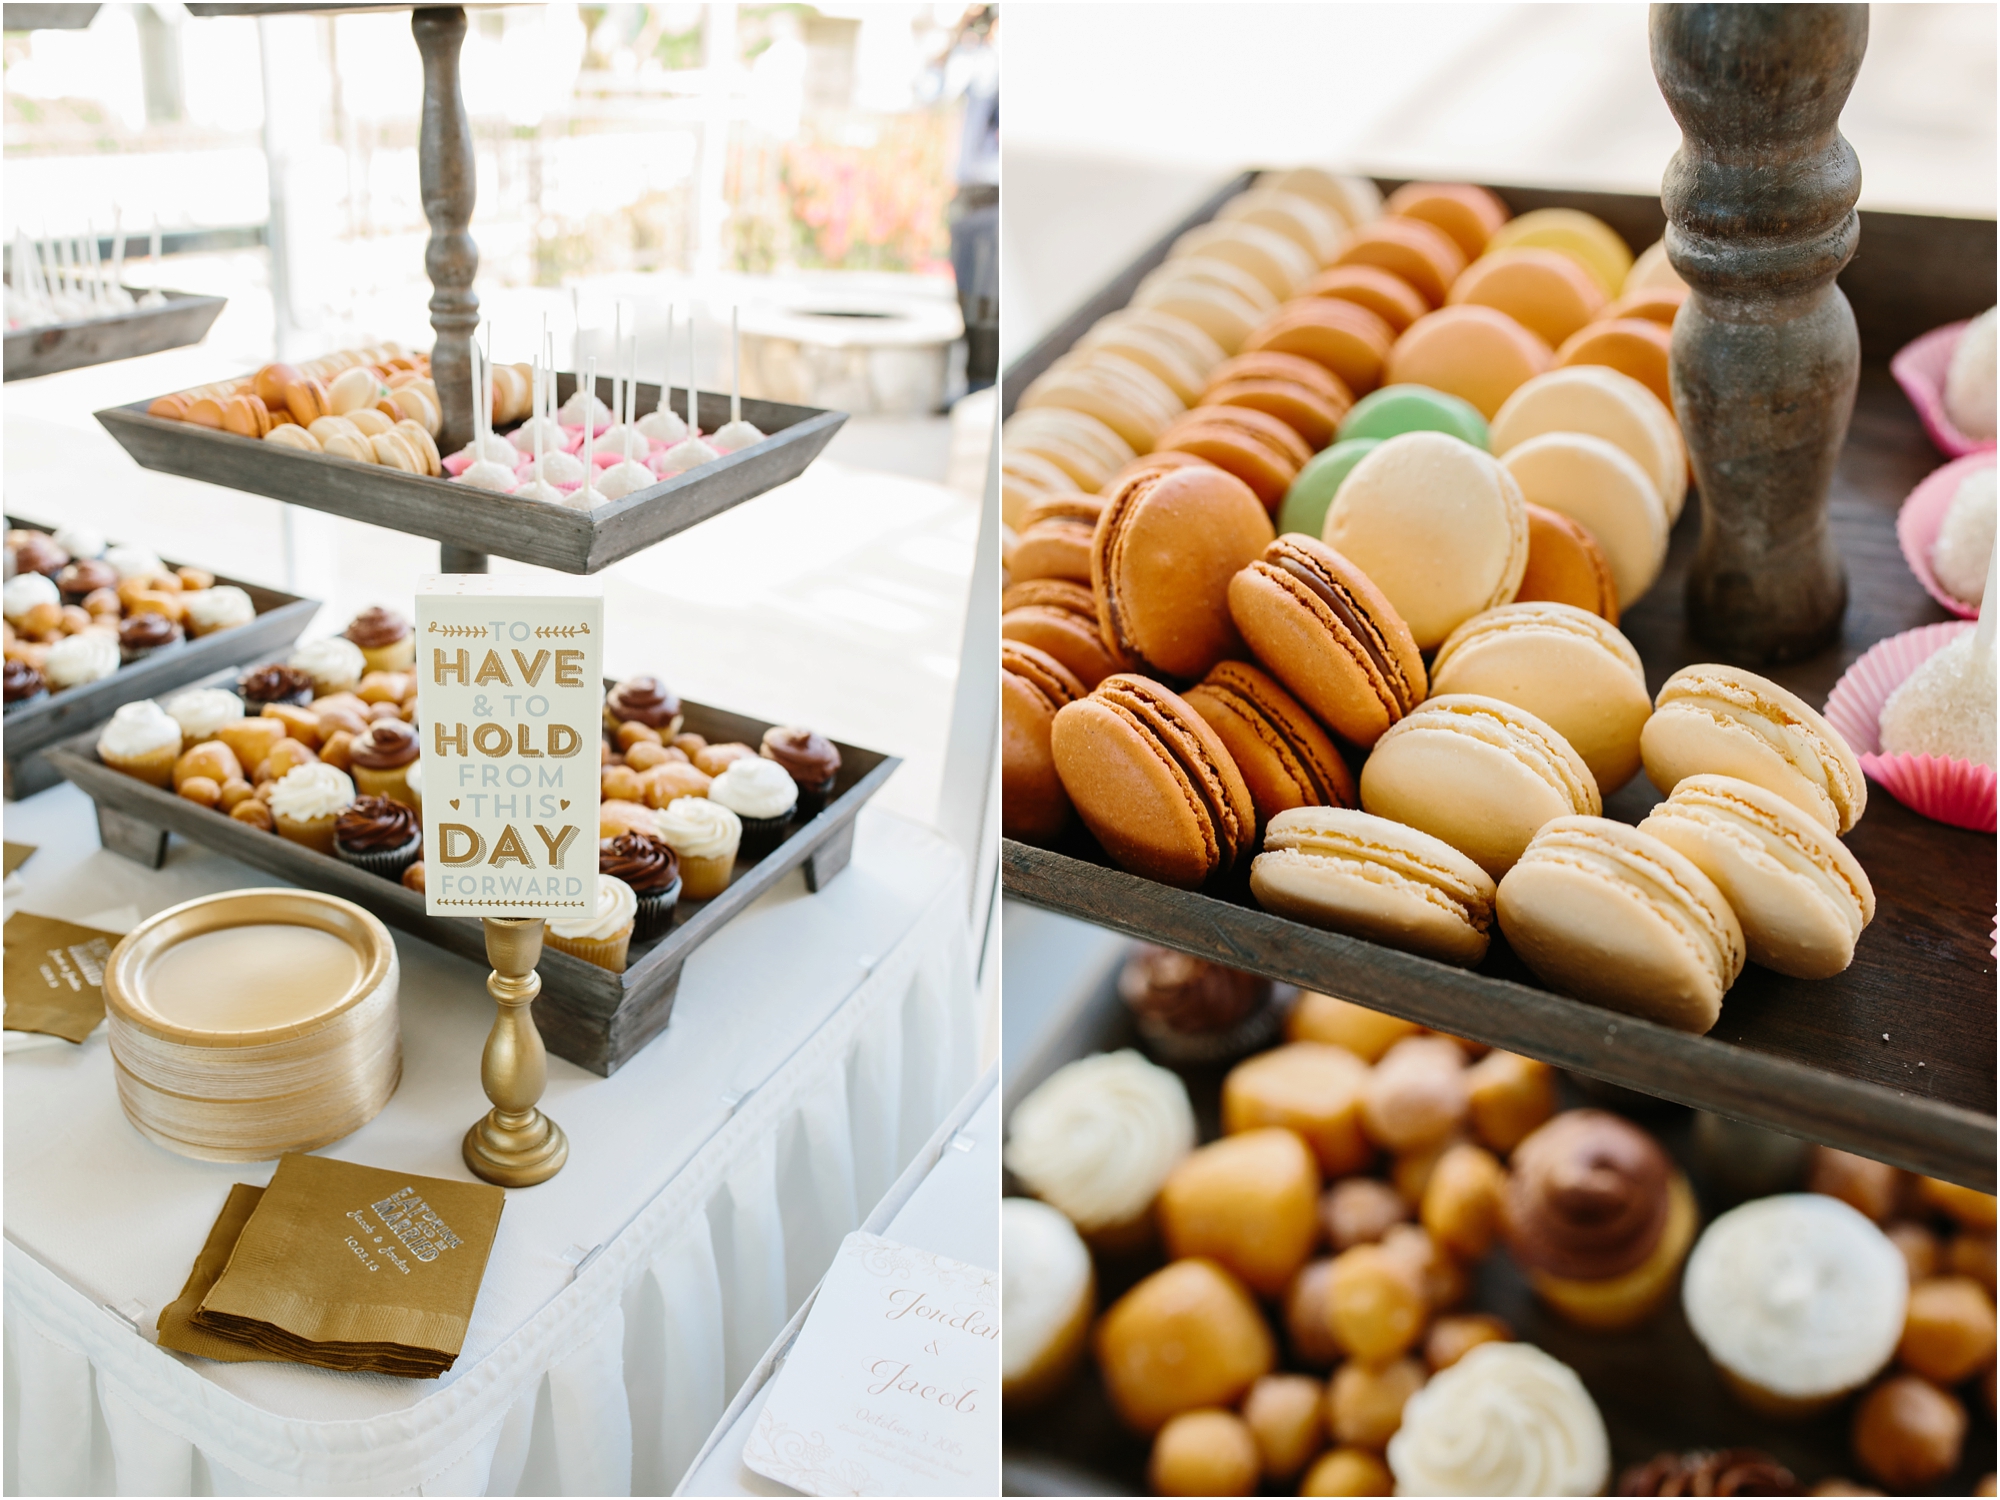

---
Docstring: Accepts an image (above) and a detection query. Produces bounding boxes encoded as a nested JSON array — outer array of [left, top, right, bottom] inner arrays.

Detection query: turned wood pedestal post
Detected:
[[1652, 4, 1868, 664]]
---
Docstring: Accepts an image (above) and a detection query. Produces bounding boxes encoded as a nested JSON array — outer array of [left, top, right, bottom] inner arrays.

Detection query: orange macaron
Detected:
[[1329, 218, 1468, 307], [1558, 318, 1676, 414], [1002, 640, 1087, 844], [1010, 494, 1105, 583], [1515, 504, 1620, 624], [1002, 578, 1131, 689], [1387, 305, 1556, 420], [1385, 181, 1513, 261], [1602, 283, 1689, 326], [1156, 404, 1313, 510], [1242, 298, 1395, 399], [1299, 265, 1430, 335], [1202, 352, 1355, 452], [1183, 659, 1358, 827], [1447, 247, 1607, 350]]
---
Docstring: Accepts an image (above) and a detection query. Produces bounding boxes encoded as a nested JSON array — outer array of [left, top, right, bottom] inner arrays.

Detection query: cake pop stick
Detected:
[[712, 304, 767, 453], [687, 312, 698, 434], [142, 217, 164, 306], [658, 308, 723, 474], [582, 353, 595, 474], [459, 331, 518, 491], [109, 208, 125, 298]]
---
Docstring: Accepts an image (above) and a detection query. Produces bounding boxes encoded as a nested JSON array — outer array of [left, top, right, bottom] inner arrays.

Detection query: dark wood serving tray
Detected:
[[1001, 177, 1998, 1192], [3, 516, 319, 801], [1000, 964, 1997, 1498], [46, 680, 900, 1076], [4, 289, 227, 382], [95, 377, 846, 575]]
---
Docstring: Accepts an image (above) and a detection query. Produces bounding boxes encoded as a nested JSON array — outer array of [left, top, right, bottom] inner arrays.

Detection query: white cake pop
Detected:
[[710, 305, 766, 454], [597, 321, 654, 498], [637, 305, 689, 444], [660, 309, 720, 474], [1934, 466, 1995, 608], [564, 354, 611, 510], [597, 303, 651, 456], [458, 333, 519, 492], [512, 321, 567, 504], [1945, 307, 1997, 443]]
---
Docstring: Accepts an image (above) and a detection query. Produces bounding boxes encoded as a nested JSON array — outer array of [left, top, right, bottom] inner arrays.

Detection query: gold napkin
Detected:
[[3, 841, 36, 876], [4, 911, 118, 1042], [159, 1155, 505, 1378]]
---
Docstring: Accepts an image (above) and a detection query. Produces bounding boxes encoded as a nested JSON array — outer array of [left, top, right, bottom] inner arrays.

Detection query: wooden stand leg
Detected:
[[804, 820, 855, 893], [96, 802, 170, 869], [413, 6, 479, 457], [440, 544, 489, 574]]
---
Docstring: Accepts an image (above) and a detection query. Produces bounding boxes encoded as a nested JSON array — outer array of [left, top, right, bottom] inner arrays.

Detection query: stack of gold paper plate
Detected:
[[103, 889, 401, 1162]]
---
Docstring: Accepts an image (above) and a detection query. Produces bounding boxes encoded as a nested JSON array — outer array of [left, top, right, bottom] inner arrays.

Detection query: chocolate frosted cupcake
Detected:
[[1117, 943, 1283, 1064], [761, 725, 842, 814], [118, 611, 185, 664], [344, 605, 414, 672], [1618, 1449, 1799, 1497], [4, 657, 46, 712], [1502, 1109, 1698, 1331], [239, 662, 315, 709], [349, 720, 420, 802], [600, 832, 682, 940], [603, 675, 683, 737], [333, 795, 422, 880], [9, 532, 67, 578], [56, 558, 116, 605]]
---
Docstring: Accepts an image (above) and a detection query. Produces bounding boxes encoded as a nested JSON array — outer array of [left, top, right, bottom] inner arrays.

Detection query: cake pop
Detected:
[[1934, 467, 1995, 608], [510, 314, 568, 455], [710, 305, 766, 453], [512, 325, 566, 504], [597, 304, 651, 457], [637, 305, 690, 445], [596, 324, 656, 500], [533, 331, 587, 485], [558, 302, 612, 427], [1880, 549, 1997, 767], [563, 355, 612, 511], [457, 332, 519, 492], [659, 310, 720, 475]]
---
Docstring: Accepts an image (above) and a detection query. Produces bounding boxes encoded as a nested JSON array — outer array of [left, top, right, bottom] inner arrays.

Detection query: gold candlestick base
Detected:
[[464, 916, 568, 1187]]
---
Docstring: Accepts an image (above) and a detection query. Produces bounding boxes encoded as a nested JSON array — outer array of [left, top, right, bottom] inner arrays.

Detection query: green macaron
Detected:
[[1278, 438, 1381, 540], [1338, 384, 1491, 449]]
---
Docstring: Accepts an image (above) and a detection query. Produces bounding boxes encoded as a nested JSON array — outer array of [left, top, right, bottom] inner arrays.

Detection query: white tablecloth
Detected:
[[677, 1072, 1000, 1498], [2, 782, 975, 1497]]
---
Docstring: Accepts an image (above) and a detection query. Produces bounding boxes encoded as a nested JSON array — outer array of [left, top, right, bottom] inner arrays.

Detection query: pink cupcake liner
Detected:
[[1896, 451, 1992, 619], [1823, 621, 1994, 832], [1891, 320, 1997, 460]]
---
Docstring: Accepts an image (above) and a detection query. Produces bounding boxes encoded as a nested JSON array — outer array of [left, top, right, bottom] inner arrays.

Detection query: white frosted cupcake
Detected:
[[546, 873, 637, 972], [1681, 1192, 1908, 1416], [1388, 1341, 1609, 1496], [289, 635, 366, 696], [3, 572, 57, 622], [1003, 1049, 1195, 1252], [44, 631, 119, 691], [164, 687, 244, 748], [97, 700, 182, 786], [52, 524, 106, 560], [183, 585, 256, 637], [707, 755, 798, 846], [656, 797, 742, 899], [1003, 1198, 1095, 1407], [268, 762, 355, 854], [104, 543, 166, 581]]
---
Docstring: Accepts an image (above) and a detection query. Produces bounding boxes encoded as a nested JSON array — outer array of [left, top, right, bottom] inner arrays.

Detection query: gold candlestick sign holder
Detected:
[[463, 916, 568, 1187]]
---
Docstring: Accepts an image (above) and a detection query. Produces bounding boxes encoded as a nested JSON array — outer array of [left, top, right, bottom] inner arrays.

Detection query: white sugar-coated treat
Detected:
[[1933, 466, 1994, 606], [636, 407, 688, 444], [558, 389, 611, 427], [508, 415, 566, 453], [657, 436, 720, 475], [511, 477, 567, 505], [1682, 1193, 1907, 1402], [594, 459, 655, 500], [454, 432, 518, 465], [1945, 306, 1997, 441], [564, 484, 609, 512], [1388, 1342, 1610, 1496], [1002, 1198, 1093, 1395], [1878, 632, 1996, 766], [535, 448, 587, 485], [1002, 1049, 1195, 1235], [3, 571, 58, 620], [103, 542, 165, 580], [597, 422, 650, 455], [711, 418, 766, 454], [51, 523, 105, 560], [457, 458, 518, 492]]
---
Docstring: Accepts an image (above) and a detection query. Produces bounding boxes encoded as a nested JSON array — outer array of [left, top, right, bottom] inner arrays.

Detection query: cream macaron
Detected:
[[1079, 306, 1229, 384], [1250, 806, 1497, 966], [1499, 431, 1670, 610], [1171, 219, 1317, 300], [1428, 602, 1653, 794], [1132, 261, 1275, 354], [1018, 351, 1182, 454], [1217, 188, 1348, 266], [1497, 816, 1745, 1033], [1003, 406, 1136, 492], [1485, 207, 1635, 297], [1640, 774, 1876, 978], [1002, 1197, 1096, 1406], [1490, 364, 1688, 523], [1641, 664, 1867, 834], [1322, 430, 1528, 651]]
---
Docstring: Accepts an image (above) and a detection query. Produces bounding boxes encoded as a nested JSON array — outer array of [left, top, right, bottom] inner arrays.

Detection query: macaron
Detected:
[[1360, 695, 1601, 880], [1093, 462, 1275, 683], [1490, 365, 1687, 522], [1640, 774, 1877, 979], [1000, 448, 1078, 533], [1516, 503, 1620, 623], [1143, 254, 1280, 317], [1559, 317, 1676, 414], [1002, 578, 1129, 689], [1132, 269, 1268, 355], [1260, 167, 1382, 231], [1322, 431, 1529, 651], [1300, 264, 1429, 335], [1604, 283, 1688, 327], [1641, 665, 1867, 834], [1071, 319, 1209, 405], [1173, 219, 1317, 299], [1251, 806, 1497, 966], [1183, 660, 1357, 826], [1227, 534, 1426, 749], [1081, 307, 1229, 380], [1486, 208, 1635, 297], [1428, 602, 1653, 794], [1331, 218, 1467, 307], [1276, 439, 1380, 542], [1155, 404, 1310, 510], [1447, 247, 1607, 349], [1497, 816, 1745, 1033], [1386, 305, 1555, 420], [1385, 181, 1512, 261], [1050, 672, 1257, 889], [1499, 432, 1669, 609], [1003, 641, 1086, 844], [1337, 383, 1490, 449], [1019, 352, 1182, 453], [1202, 351, 1354, 451], [1101, 449, 1213, 494], [1010, 494, 1104, 584], [1242, 298, 1395, 397], [1218, 188, 1347, 266], [1004, 407, 1137, 491], [1624, 239, 1685, 295]]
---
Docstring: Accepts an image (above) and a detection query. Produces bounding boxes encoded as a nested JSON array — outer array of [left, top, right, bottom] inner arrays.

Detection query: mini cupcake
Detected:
[[348, 719, 421, 801], [184, 585, 256, 637], [655, 797, 741, 899], [1618, 1449, 1800, 1496], [600, 831, 682, 939], [55, 558, 116, 605], [4, 572, 59, 624], [4, 657, 46, 712], [401, 755, 424, 817], [290, 635, 366, 697], [333, 795, 421, 880], [1388, 1342, 1610, 1496], [103, 542, 165, 580], [164, 687, 244, 748], [761, 725, 842, 814], [9, 532, 67, 577], [118, 611, 184, 665], [44, 630, 119, 692], [545, 872, 638, 972], [1682, 1193, 1908, 1417], [51, 523, 104, 561], [707, 756, 798, 848], [96, 699, 182, 786], [603, 674, 683, 738], [239, 662, 315, 710], [344, 606, 415, 672], [268, 762, 355, 854], [1118, 944, 1282, 1064], [1502, 1110, 1698, 1331]]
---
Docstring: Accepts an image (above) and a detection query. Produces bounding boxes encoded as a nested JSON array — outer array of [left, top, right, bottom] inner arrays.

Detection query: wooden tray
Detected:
[[4, 290, 226, 382], [96, 377, 847, 574], [45, 682, 900, 1076], [1001, 178, 1998, 1192], [999, 962, 1997, 1498], [3, 516, 319, 801]]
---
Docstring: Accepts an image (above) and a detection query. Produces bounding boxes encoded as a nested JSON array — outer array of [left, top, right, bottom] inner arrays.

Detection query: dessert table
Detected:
[[2, 781, 976, 1497]]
